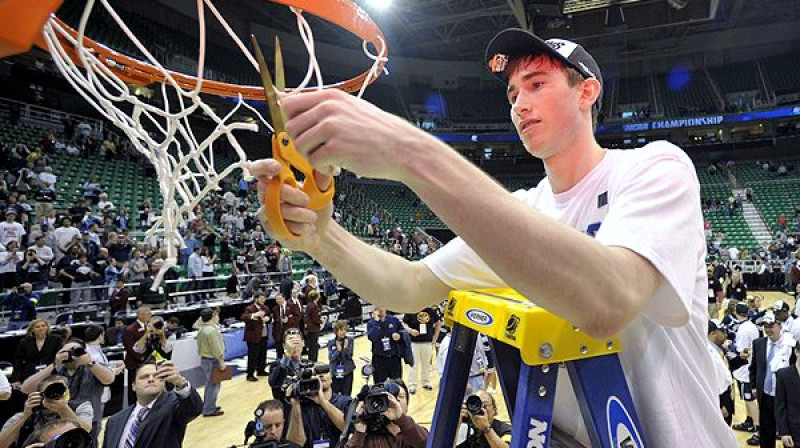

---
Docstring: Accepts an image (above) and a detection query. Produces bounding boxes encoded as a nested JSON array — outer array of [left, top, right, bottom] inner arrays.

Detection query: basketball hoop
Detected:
[[0, 0, 388, 289]]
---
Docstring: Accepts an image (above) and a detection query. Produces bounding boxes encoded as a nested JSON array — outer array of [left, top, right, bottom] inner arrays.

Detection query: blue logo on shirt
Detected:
[[586, 222, 602, 237]]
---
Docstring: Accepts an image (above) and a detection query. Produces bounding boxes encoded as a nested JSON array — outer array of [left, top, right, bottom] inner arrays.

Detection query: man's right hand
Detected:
[[250, 159, 334, 252], [23, 392, 42, 418], [782, 436, 795, 447]]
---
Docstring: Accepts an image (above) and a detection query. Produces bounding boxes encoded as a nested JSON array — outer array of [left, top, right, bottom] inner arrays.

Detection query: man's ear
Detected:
[[579, 78, 602, 112]]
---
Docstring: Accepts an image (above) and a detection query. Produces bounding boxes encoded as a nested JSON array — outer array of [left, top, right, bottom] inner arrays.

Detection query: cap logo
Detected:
[[544, 39, 579, 58], [490, 53, 509, 73]]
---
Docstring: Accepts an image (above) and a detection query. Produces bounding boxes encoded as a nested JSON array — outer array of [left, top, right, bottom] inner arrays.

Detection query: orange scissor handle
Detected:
[[263, 131, 335, 240]]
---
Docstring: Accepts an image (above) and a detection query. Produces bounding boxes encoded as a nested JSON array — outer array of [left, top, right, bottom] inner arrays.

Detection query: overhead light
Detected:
[[365, 0, 392, 11]]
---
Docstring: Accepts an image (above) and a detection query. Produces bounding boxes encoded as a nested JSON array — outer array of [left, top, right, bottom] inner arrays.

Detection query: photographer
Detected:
[[457, 391, 510, 448], [285, 368, 351, 448], [0, 375, 93, 448], [248, 400, 300, 448], [269, 329, 305, 405], [20, 339, 115, 446], [344, 380, 427, 448], [133, 316, 172, 363]]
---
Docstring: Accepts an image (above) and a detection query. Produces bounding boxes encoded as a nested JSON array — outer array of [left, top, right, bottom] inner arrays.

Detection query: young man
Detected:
[[250, 28, 736, 445]]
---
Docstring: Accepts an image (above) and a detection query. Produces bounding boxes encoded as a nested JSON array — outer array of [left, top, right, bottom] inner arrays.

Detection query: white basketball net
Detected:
[[41, 0, 388, 288]]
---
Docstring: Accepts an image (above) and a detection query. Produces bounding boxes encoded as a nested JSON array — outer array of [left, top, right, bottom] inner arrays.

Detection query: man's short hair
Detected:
[[200, 308, 214, 322], [167, 317, 181, 325], [83, 324, 104, 343], [257, 399, 284, 415]]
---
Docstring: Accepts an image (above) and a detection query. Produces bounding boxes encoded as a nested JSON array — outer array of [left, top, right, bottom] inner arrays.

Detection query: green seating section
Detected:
[[700, 182, 758, 251], [736, 161, 800, 183], [751, 181, 800, 233]]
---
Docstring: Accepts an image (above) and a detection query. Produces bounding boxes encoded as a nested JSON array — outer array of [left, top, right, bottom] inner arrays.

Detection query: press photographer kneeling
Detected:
[[241, 399, 300, 448], [457, 391, 511, 448], [0, 374, 93, 448], [343, 379, 427, 448]]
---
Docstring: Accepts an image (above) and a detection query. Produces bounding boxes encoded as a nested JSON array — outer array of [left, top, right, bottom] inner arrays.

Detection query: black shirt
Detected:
[[456, 419, 512, 448], [298, 393, 352, 448], [403, 308, 440, 343], [707, 278, 722, 304]]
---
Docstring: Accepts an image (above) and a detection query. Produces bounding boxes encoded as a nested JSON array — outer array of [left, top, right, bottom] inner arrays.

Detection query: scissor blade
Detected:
[[275, 36, 285, 92], [250, 34, 285, 131]]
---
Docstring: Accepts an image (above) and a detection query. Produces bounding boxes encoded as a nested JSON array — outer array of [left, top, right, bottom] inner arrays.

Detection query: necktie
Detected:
[[124, 407, 149, 448], [764, 341, 776, 394]]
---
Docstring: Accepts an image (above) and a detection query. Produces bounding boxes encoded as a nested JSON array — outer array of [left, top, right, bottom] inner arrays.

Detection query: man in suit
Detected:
[[123, 306, 151, 404], [102, 361, 202, 448], [241, 292, 271, 382], [750, 315, 797, 448], [776, 341, 800, 447], [273, 292, 302, 360]]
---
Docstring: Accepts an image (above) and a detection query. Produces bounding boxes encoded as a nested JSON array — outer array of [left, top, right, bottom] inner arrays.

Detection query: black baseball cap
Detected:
[[485, 28, 603, 111]]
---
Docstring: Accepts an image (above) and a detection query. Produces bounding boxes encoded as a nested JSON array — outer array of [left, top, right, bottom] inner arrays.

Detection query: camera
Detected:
[[67, 345, 86, 362], [465, 395, 484, 416], [355, 381, 401, 434], [43, 382, 67, 400], [282, 361, 329, 398], [152, 320, 165, 330]]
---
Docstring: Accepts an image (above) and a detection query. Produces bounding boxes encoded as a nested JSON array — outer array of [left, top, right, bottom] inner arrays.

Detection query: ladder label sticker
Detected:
[[504, 314, 520, 341], [526, 417, 548, 448], [465, 308, 494, 326], [606, 396, 644, 448]]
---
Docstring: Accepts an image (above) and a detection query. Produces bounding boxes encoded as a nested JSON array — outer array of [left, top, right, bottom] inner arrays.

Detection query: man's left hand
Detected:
[[391, 333, 401, 342], [469, 412, 491, 433]]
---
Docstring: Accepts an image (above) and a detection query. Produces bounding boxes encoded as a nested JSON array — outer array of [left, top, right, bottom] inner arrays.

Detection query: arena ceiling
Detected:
[[229, 0, 800, 63]]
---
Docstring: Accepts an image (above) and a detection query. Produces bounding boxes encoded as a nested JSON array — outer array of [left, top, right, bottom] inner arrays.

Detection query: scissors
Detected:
[[250, 35, 334, 240]]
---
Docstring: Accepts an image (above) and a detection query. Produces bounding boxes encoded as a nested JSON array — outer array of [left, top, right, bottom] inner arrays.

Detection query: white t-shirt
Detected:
[[0, 221, 26, 246], [422, 142, 737, 447], [706, 341, 732, 395], [54, 226, 81, 252], [733, 319, 760, 383]]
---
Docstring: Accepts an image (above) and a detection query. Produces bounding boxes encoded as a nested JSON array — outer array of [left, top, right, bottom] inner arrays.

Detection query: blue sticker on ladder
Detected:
[[606, 396, 644, 448]]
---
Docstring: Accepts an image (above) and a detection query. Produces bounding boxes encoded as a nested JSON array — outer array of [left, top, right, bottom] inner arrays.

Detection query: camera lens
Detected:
[[43, 382, 67, 400], [153, 321, 164, 330], [465, 395, 484, 415], [69, 346, 86, 359]]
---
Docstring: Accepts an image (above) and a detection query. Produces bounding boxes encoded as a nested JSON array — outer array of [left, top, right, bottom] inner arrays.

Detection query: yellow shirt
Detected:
[[196, 324, 225, 363]]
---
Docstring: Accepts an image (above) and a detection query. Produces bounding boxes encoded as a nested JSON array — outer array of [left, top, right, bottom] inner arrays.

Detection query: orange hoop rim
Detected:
[[34, 0, 388, 98]]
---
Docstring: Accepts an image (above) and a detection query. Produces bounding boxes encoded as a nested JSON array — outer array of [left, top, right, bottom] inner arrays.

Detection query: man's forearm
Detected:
[[399, 139, 661, 338], [484, 428, 508, 448], [286, 403, 305, 446], [21, 364, 55, 395], [310, 223, 450, 313]]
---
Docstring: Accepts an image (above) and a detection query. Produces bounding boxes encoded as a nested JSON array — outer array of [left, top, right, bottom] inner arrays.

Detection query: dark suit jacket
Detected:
[[122, 322, 148, 371], [102, 387, 203, 448], [776, 366, 800, 439], [750, 337, 769, 398], [304, 301, 322, 333], [108, 287, 129, 316], [272, 303, 302, 342], [241, 302, 271, 344], [11, 335, 63, 382]]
